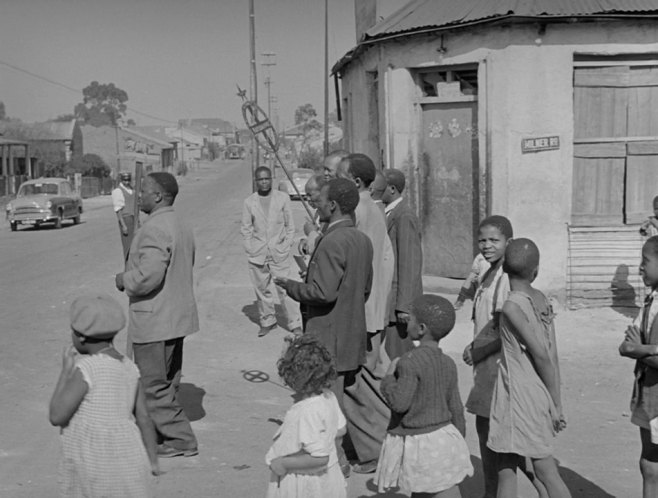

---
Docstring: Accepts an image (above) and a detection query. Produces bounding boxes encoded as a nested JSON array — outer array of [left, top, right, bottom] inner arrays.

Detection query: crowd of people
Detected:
[[46, 155, 658, 498]]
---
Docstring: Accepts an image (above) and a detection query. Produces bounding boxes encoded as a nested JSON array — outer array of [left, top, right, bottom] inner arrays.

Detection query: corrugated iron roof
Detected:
[[366, 0, 658, 39]]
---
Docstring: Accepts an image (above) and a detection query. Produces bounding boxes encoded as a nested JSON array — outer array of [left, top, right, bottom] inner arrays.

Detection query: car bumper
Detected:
[[7, 209, 57, 224]]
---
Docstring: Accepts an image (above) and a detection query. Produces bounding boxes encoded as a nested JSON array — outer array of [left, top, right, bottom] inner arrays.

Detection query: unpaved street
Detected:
[[0, 160, 645, 497]]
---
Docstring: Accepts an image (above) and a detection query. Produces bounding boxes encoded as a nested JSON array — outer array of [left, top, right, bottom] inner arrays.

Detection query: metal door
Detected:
[[420, 102, 479, 277]]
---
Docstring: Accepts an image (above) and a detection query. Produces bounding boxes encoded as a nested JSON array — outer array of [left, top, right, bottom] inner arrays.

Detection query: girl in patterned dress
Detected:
[[488, 239, 570, 498], [49, 293, 159, 497], [375, 294, 473, 497], [265, 335, 347, 498]]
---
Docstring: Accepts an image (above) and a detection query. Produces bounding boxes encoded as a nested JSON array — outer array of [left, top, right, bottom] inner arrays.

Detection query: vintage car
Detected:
[[6, 178, 83, 231], [277, 168, 314, 200]]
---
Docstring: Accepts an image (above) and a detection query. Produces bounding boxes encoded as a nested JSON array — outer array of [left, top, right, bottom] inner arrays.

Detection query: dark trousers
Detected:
[[383, 322, 413, 360], [133, 337, 197, 451], [343, 331, 390, 463], [119, 214, 135, 262]]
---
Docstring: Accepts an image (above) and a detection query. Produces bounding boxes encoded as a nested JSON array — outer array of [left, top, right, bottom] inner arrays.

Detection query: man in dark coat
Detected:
[[276, 178, 373, 382], [382, 168, 424, 359]]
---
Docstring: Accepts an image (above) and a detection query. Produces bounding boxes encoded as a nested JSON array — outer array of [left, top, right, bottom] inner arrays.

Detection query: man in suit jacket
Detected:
[[337, 154, 395, 473], [275, 178, 373, 387], [382, 168, 423, 359], [115, 172, 199, 458], [241, 166, 302, 337]]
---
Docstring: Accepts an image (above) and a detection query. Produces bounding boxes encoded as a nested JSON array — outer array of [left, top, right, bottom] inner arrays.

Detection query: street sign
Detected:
[[522, 136, 560, 153]]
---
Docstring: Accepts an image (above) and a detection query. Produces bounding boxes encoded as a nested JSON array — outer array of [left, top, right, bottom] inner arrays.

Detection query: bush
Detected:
[[68, 153, 110, 178], [297, 147, 323, 171]]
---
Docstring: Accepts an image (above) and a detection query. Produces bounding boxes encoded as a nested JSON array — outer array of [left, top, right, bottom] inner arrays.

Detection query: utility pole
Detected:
[[261, 52, 276, 175], [323, 0, 329, 157], [249, 0, 259, 183]]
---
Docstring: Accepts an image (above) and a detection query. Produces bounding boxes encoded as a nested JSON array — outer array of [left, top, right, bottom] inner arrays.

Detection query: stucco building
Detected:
[[334, 0, 658, 307]]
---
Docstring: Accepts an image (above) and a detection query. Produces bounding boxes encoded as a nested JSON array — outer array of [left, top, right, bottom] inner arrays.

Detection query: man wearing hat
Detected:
[[115, 172, 199, 458], [111, 171, 136, 261]]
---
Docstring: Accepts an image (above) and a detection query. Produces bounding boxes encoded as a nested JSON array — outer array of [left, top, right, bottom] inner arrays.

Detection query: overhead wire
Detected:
[[0, 58, 177, 124]]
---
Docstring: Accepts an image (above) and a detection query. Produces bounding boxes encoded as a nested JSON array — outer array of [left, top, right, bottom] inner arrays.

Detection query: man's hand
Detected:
[[395, 311, 410, 325], [273, 276, 289, 289], [303, 220, 316, 237], [463, 343, 474, 366], [115, 273, 125, 292], [120, 223, 129, 236]]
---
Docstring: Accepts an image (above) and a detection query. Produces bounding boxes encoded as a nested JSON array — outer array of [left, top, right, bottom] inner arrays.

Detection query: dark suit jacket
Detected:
[[284, 219, 373, 372], [386, 200, 423, 323]]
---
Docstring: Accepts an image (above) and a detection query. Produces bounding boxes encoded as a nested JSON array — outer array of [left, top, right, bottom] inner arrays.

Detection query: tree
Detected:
[[74, 81, 128, 127], [68, 153, 110, 177], [0, 101, 5, 120], [52, 113, 76, 122], [294, 103, 317, 126]]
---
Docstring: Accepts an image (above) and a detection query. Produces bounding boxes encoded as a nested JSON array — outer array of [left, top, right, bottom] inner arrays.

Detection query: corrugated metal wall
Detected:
[[567, 226, 646, 309]]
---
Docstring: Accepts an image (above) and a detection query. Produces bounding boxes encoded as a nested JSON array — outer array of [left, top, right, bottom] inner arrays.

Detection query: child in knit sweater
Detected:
[[375, 294, 473, 497]]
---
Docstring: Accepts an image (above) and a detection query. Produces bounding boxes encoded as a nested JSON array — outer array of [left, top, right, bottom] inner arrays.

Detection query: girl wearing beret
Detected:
[[49, 293, 159, 497]]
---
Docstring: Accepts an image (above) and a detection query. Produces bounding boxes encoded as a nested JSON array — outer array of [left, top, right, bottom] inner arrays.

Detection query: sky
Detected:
[[0, 0, 373, 130]]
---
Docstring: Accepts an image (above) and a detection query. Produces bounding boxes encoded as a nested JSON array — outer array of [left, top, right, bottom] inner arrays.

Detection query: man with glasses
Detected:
[[241, 167, 302, 337]]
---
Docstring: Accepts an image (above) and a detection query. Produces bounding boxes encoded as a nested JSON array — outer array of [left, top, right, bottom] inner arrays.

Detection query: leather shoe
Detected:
[[258, 324, 276, 337], [352, 460, 378, 474], [157, 443, 198, 458]]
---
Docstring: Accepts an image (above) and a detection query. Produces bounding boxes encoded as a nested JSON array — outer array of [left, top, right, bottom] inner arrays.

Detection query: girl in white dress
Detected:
[[49, 293, 159, 497], [265, 335, 347, 498]]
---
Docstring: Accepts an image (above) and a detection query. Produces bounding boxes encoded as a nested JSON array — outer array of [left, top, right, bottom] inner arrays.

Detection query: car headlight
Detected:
[[46, 200, 52, 209]]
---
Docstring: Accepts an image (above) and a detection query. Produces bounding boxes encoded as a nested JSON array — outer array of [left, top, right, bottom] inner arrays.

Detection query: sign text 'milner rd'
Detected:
[[522, 136, 560, 153]]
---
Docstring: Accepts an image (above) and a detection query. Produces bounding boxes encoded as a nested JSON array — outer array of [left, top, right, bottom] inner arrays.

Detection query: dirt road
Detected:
[[0, 160, 641, 497]]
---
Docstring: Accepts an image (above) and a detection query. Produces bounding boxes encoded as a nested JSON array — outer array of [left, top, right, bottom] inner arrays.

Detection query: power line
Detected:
[[0, 58, 176, 124]]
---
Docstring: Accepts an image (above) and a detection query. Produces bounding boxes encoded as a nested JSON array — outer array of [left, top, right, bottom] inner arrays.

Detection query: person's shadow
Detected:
[[178, 383, 206, 421], [241, 302, 260, 326], [356, 455, 614, 497], [611, 264, 639, 318]]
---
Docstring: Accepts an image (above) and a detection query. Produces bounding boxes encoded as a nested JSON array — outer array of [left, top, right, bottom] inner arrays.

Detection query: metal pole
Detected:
[[261, 52, 276, 176], [323, 0, 329, 156], [249, 0, 259, 186]]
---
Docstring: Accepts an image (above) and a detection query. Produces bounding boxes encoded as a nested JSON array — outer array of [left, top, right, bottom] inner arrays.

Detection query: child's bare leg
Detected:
[[476, 416, 498, 498], [532, 455, 571, 498], [496, 452, 519, 498], [519, 456, 549, 498], [411, 487, 461, 498], [640, 428, 658, 498]]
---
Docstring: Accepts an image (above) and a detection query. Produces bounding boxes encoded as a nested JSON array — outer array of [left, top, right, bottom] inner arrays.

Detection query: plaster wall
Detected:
[[338, 20, 658, 299]]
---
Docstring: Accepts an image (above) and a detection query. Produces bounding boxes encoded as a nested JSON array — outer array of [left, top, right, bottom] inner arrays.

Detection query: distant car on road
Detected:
[[226, 143, 245, 160], [277, 168, 314, 200], [6, 178, 83, 231]]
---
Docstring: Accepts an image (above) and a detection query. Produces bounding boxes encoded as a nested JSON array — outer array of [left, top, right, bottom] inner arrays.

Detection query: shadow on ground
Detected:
[[179, 382, 206, 421]]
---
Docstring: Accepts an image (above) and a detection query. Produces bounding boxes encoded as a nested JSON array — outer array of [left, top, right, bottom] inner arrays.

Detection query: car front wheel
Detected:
[[10, 222, 17, 232]]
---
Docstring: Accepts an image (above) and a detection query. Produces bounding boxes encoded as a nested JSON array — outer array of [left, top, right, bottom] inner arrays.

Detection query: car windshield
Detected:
[[18, 183, 59, 196]]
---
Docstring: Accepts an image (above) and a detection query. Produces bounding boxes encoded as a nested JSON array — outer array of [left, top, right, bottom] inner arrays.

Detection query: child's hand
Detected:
[[386, 357, 400, 376], [463, 343, 474, 366], [625, 324, 643, 345], [62, 345, 77, 372], [269, 457, 287, 477], [553, 412, 567, 432]]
